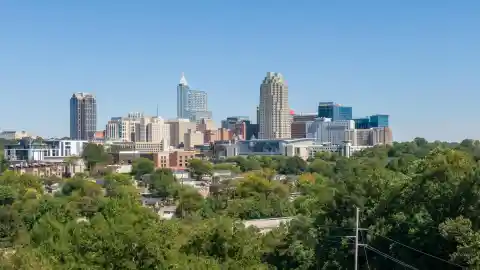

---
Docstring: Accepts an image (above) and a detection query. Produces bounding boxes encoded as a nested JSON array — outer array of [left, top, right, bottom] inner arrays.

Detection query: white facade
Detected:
[[308, 118, 355, 145], [214, 138, 371, 160], [4, 139, 88, 162], [259, 72, 291, 139]]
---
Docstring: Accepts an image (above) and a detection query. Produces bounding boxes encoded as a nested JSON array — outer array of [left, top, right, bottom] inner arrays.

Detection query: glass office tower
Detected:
[[317, 102, 353, 121], [177, 73, 210, 120], [369, 114, 389, 127]]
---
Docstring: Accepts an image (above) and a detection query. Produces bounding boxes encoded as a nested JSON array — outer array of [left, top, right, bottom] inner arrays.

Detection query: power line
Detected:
[[373, 233, 465, 269], [365, 245, 419, 270], [354, 207, 360, 270], [361, 230, 370, 270]]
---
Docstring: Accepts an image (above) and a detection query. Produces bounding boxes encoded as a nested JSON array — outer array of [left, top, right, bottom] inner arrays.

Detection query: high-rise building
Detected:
[[70, 92, 97, 140], [184, 129, 204, 150], [166, 119, 197, 148], [197, 118, 216, 133], [317, 102, 352, 121], [177, 73, 190, 119], [291, 113, 317, 139], [105, 113, 169, 145], [353, 114, 390, 129], [308, 118, 355, 145], [258, 72, 291, 139], [346, 127, 393, 146], [176, 73, 211, 121], [353, 117, 370, 129], [369, 114, 389, 128]]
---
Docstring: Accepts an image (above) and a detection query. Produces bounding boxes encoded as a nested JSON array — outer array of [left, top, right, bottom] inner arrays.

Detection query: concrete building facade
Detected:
[[166, 119, 197, 147], [184, 130, 204, 150], [309, 118, 355, 145], [346, 127, 393, 146], [258, 72, 291, 139], [105, 113, 169, 145], [290, 113, 317, 139]]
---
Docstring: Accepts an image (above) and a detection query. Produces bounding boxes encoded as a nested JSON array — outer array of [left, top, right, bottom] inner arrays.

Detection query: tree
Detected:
[[188, 159, 213, 181], [6, 138, 480, 269], [81, 143, 108, 171], [278, 156, 307, 175], [63, 155, 81, 177], [131, 157, 155, 179], [176, 186, 205, 218], [149, 168, 179, 199], [0, 154, 9, 172], [0, 185, 16, 205]]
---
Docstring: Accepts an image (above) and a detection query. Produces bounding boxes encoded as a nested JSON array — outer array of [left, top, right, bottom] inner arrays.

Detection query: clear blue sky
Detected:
[[1, 1, 479, 142]]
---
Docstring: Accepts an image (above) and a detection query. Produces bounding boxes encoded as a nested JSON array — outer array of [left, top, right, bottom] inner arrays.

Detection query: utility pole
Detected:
[[354, 207, 360, 270]]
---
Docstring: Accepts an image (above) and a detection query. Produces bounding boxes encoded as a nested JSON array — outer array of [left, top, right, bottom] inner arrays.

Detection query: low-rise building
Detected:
[[4, 138, 88, 162], [7, 161, 85, 178], [0, 130, 33, 140], [153, 152, 170, 168], [213, 138, 370, 160], [109, 141, 168, 153], [169, 150, 195, 169]]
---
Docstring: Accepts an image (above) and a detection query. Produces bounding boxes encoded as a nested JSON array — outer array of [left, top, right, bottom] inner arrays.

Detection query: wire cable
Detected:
[[373, 233, 465, 269], [361, 230, 371, 270], [365, 245, 419, 270]]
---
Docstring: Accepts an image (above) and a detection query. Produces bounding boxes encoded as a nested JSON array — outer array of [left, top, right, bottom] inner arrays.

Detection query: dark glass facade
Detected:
[[354, 117, 370, 129], [317, 102, 352, 121], [369, 114, 389, 128], [354, 115, 389, 129], [177, 83, 190, 119], [246, 122, 259, 140], [70, 93, 97, 140]]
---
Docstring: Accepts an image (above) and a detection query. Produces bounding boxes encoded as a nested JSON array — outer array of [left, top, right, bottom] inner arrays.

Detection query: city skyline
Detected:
[[2, 1, 480, 141]]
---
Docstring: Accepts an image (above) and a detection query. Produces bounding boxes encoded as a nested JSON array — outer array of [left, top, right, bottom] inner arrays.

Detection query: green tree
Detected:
[[131, 157, 155, 179], [0, 154, 9, 172], [278, 156, 307, 175], [149, 168, 179, 199], [82, 143, 108, 171], [176, 186, 205, 218], [188, 159, 213, 181]]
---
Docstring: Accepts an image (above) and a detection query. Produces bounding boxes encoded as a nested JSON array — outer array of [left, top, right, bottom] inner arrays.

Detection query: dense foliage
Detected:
[[1, 138, 480, 269]]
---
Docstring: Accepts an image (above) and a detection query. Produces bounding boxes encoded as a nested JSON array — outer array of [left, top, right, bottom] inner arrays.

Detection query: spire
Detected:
[[179, 72, 188, 86]]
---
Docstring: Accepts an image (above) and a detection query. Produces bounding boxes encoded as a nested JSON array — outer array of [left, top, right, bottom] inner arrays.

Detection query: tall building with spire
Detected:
[[258, 72, 291, 139], [176, 73, 211, 122], [177, 73, 190, 119]]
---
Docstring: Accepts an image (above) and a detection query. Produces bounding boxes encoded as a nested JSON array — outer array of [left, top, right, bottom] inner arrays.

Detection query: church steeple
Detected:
[[179, 72, 188, 86]]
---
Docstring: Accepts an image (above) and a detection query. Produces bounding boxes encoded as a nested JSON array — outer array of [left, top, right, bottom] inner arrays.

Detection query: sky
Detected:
[[1, 0, 479, 142]]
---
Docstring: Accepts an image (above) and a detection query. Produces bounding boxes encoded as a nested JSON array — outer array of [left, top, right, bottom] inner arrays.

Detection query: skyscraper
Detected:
[[177, 73, 190, 119], [258, 72, 291, 139], [176, 73, 211, 121], [70, 92, 97, 140], [353, 114, 389, 129], [317, 102, 353, 121]]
